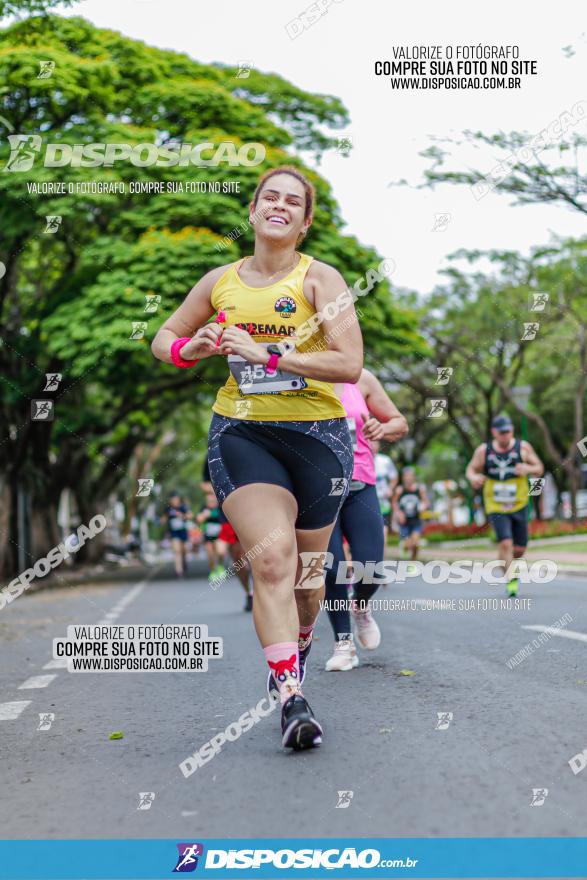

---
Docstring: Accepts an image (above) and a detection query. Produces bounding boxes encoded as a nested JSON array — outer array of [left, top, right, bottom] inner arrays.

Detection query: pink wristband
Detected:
[[170, 337, 198, 368], [266, 352, 280, 375], [215, 310, 226, 348]]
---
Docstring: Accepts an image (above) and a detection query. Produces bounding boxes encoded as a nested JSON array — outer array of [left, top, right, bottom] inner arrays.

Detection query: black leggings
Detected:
[[324, 483, 385, 640]]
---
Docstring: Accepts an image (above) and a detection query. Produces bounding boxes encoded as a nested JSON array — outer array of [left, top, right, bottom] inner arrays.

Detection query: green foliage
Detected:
[[0, 13, 422, 519], [0, 0, 73, 19]]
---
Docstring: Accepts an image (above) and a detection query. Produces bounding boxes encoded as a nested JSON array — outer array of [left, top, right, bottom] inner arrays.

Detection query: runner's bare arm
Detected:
[[282, 261, 363, 381], [359, 368, 408, 441], [518, 441, 544, 477], [466, 444, 487, 489], [151, 265, 230, 364]]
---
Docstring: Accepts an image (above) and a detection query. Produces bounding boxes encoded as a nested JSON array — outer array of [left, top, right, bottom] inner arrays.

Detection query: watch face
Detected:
[[266, 344, 281, 356]]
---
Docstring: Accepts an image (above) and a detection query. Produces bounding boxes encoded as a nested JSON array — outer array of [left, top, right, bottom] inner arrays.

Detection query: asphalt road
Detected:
[[1, 564, 587, 840]]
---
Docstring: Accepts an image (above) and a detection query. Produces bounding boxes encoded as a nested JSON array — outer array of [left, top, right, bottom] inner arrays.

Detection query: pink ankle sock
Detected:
[[263, 642, 301, 703], [298, 623, 314, 646]]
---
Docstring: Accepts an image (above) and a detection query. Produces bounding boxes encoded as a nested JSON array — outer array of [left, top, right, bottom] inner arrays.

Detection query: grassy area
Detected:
[[531, 540, 587, 554]]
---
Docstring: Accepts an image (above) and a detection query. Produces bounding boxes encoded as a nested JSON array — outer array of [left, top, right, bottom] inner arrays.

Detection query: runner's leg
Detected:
[[322, 514, 359, 670], [222, 483, 299, 647], [171, 537, 184, 576], [324, 515, 351, 638], [410, 526, 421, 561], [344, 485, 383, 650], [294, 522, 338, 676]]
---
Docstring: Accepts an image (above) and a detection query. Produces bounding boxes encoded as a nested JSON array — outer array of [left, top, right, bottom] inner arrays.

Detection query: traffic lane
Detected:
[[2, 572, 587, 839]]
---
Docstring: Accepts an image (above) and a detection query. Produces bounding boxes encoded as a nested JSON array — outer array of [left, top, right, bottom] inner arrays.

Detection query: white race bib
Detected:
[[169, 516, 184, 531], [228, 342, 308, 395], [493, 481, 517, 508]]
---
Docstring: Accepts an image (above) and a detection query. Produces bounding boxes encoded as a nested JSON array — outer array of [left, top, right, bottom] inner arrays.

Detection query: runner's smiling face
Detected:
[[250, 173, 312, 245]]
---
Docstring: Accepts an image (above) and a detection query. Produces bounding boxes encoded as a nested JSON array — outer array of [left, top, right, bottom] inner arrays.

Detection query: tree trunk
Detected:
[[29, 498, 61, 562], [565, 461, 579, 522], [73, 488, 109, 563], [0, 477, 14, 579]]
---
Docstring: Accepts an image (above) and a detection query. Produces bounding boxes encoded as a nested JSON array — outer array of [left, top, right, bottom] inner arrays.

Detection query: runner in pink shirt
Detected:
[[323, 369, 408, 671]]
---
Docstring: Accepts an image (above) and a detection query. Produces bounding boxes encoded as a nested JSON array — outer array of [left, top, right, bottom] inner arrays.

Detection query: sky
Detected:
[[51, 0, 587, 291]]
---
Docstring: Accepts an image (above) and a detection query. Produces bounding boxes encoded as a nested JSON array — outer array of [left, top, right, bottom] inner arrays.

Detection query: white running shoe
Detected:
[[351, 604, 381, 650], [325, 639, 359, 672]]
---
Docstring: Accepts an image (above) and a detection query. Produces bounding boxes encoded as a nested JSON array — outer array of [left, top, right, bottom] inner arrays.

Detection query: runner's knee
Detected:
[[251, 546, 296, 589]]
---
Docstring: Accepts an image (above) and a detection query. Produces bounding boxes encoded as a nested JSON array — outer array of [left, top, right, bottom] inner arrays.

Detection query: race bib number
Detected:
[[493, 481, 517, 508], [205, 522, 222, 538], [169, 516, 184, 531], [402, 496, 420, 518], [346, 417, 358, 451], [228, 343, 308, 395]]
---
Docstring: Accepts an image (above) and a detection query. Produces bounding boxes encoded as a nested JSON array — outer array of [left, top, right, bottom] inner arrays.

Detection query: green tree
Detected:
[[391, 244, 587, 516], [0, 15, 423, 575]]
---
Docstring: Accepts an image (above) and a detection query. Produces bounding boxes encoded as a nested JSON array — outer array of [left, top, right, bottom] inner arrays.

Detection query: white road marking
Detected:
[[522, 625, 587, 644], [93, 580, 148, 628], [43, 658, 68, 669], [18, 675, 57, 689], [0, 701, 31, 720]]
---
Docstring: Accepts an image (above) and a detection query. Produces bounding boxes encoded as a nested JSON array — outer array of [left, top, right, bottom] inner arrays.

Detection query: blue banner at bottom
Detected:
[[1, 838, 587, 879]]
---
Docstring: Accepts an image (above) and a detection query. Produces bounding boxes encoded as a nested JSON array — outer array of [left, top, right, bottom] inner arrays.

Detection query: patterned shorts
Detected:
[[207, 414, 353, 530]]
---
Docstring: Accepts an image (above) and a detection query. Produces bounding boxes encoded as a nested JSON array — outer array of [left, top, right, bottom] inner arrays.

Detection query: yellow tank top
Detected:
[[210, 253, 346, 421]]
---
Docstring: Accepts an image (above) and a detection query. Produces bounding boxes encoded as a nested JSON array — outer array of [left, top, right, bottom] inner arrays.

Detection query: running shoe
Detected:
[[281, 694, 323, 750], [351, 603, 381, 650], [506, 577, 519, 597], [325, 639, 359, 672], [208, 565, 224, 585], [244, 593, 253, 612]]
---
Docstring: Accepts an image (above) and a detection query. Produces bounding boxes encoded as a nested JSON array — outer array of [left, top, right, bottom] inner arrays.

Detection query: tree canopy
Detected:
[[0, 14, 423, 573]]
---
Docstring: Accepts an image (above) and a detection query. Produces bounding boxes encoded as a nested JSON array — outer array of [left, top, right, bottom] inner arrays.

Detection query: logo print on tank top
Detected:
[[487, 449, 518, 480], [274, 295, 296, 317]]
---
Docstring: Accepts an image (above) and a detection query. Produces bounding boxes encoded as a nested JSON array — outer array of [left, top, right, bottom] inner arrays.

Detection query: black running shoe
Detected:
[[281, 694, 323, 750], [244, 593, 253, 612]]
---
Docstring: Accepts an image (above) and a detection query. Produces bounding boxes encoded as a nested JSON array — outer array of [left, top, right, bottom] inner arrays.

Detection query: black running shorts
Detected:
[[488, 506, 529, 547], [207, 414, 353, 530]]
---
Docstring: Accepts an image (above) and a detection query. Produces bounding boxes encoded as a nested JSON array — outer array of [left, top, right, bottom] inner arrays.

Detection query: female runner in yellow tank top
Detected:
[[152, 167, 363, 750]]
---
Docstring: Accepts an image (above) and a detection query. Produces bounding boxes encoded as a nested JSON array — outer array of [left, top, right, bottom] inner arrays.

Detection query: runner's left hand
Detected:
[[217, 326, 269, 364]]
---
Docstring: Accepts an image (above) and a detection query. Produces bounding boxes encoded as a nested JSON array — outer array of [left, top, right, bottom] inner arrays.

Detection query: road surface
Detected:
[[1, 565, 587, 839]]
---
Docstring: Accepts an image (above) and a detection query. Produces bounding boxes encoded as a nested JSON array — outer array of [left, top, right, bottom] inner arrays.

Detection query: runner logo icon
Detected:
[[274, 295, 296, 317], [5, 135, 42, 172], [173, 843, 204, 872]]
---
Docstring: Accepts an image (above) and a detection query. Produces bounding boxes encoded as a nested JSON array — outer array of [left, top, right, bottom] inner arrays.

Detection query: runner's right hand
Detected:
[[469, 474, 486, 489], [179, 324, 224, 360]]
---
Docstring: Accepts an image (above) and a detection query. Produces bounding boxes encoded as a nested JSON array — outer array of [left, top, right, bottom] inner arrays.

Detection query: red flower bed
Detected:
[[422, 518, 587, 543], [528, 518, 587, 538], [423, 522, 490, 542]]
